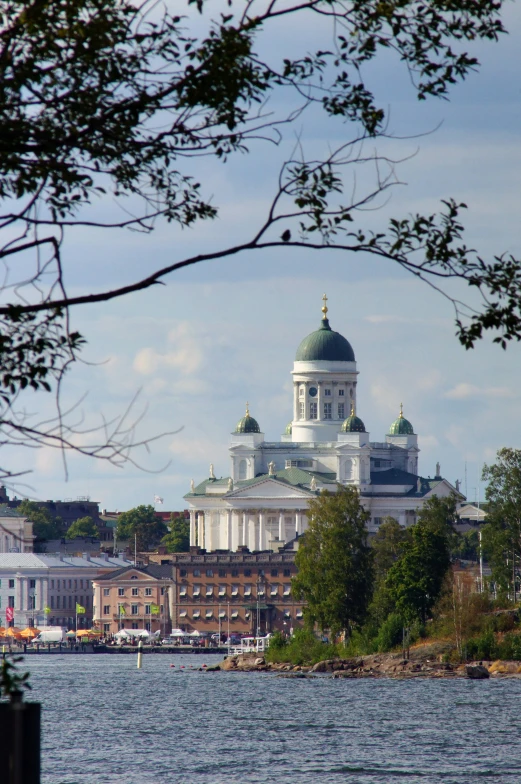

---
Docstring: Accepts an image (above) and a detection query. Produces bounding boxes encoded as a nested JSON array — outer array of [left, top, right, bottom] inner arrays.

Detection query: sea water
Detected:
[[23, 654, 521, 783]]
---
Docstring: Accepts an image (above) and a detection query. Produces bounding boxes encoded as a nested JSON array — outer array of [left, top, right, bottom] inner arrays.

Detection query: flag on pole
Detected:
[[76, 603, 86, 614], [150, 604, 160, 615], [119, 605, 126, 616], [44, 606, 51, 615], [154, 495, 164, 505], [6, 607, 14, 623]]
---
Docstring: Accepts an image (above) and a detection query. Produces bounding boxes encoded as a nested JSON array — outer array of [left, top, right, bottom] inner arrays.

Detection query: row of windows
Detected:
[[0, 578, 90, 591], [299, 387, 346, 397], [50, 595, 91, 609], [179, 568, 293, 578], [179, 609, 302, 621], [102, 587, 154, 597], [102, 604, 163, 616], [180, 584, 292, 597], [299, 402, 346, 420]]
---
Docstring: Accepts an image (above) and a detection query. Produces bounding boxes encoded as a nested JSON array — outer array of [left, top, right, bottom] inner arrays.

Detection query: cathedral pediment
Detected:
[[228, 477, 314, 499]]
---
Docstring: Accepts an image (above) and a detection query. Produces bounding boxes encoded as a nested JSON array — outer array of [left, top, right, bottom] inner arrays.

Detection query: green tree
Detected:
[[161, 515, 190, 553], [116, 505, 167, 552], [0, 0, 512, 482], [372, 517, 411, 583], [369, 517, 411, 626], [386, 518, 451, 625], [293, 486, 373, 636], [18, 500, 61, 541], [482, 448, 521, 598], [65, 516, 99, 540]]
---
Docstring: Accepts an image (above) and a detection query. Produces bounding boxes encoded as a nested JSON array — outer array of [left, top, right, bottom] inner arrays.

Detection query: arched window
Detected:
[[238, 459, 247, 480]]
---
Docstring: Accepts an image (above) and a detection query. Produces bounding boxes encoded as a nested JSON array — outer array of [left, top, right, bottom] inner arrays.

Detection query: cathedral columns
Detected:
[[248, 513, 256, 552], [295, 510, 301, 536], [293, 383, 299, 421], [189, 511, 196, 547], [233, 511, 240, 551], [242, 512, 248, 547], [197, 513, 204, 549], [205, 510, 212, 550], [226, 510, 233, 551], [278, 510, 285, 542], [259, 511, 266, 551], [317, 381, 323, 421]]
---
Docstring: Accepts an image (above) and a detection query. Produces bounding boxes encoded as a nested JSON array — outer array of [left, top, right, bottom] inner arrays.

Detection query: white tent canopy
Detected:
[[189, 630, 202, 637], [115, 629, 150, 639], [169, 629, 186, 637]]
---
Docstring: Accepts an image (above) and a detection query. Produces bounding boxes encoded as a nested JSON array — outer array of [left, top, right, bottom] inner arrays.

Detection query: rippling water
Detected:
[[22, 654, 521, 783]]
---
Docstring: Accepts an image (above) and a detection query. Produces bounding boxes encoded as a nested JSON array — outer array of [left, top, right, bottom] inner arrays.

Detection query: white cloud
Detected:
[[444, 383, 516, 400], [133, 322, 203, 377]]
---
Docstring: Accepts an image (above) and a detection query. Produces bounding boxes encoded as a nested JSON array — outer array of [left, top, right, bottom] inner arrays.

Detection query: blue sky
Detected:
[[7, 2, 521, 512]]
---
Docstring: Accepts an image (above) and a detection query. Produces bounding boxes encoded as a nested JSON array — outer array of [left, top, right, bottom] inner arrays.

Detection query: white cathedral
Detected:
[[185, 297, 462, 552]]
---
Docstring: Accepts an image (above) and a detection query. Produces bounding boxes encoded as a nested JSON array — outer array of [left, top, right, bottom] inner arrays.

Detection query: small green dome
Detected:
[[234, 403, 260, 434], [389, 404, 414, 435], [284, 422, 292, 435], [295, 317, 355, 362], [341, 404, 366, 433]]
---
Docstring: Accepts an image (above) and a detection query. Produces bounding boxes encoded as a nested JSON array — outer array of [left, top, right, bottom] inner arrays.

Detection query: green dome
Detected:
[[234, 403, 260, 434], [389, 404, 414, 435], [295, 317, 355, 362], [284, 422, 292, 435], [341, 405, 366, 433]]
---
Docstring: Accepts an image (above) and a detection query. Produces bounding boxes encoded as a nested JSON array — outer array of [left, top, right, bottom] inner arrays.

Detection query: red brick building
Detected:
[[169, 549, 303, 635]]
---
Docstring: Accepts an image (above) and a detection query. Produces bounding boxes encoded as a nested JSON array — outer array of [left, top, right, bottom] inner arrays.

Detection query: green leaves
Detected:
[[116, 505, 167, 551], [293, 486, 374, 635], [385, 508, 452, 625], [65, 516, 99, 540], [0, 655, 31, 699]]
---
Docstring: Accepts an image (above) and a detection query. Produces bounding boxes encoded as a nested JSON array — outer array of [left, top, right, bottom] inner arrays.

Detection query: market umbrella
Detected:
[[19, 627, 40, 638], [66, 630, 76, 637], [0, 627, 6, 636], [5, 627, 22, 638], [76, 629, 94, 637]]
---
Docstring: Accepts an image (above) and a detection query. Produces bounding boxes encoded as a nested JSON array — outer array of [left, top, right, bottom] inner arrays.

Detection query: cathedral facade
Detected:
[[185, 298, 461, 552]]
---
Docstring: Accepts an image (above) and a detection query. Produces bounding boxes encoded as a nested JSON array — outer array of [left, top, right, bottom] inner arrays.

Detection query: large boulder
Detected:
[[465, 665, 490, 679]]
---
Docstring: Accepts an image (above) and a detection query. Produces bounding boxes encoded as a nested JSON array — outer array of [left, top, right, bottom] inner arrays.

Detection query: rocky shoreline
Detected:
[[205, 651, 521, 679]]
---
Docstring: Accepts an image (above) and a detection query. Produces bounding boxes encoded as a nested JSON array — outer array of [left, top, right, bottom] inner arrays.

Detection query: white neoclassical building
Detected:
[[185, 297, 462, 551]]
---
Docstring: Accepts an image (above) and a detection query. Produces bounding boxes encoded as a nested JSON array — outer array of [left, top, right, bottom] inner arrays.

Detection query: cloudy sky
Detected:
[[6, 2, 521, 512]]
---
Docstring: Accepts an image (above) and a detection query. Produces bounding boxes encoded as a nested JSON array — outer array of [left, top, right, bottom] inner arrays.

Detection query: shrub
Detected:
[[375, 613, 404, 652], [466, 629, 496, 660]]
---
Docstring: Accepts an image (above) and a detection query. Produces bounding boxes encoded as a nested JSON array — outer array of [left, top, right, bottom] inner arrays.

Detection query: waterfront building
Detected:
[[185, 298, 463, 551], [0, 505, 33, 553], [169, 550, 301, 636], [92, 564, 174, 636], [0, 552, 131, 629]]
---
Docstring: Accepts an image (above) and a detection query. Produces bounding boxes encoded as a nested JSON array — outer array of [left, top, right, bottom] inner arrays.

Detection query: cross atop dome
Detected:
[[322, 293, 328, 319]]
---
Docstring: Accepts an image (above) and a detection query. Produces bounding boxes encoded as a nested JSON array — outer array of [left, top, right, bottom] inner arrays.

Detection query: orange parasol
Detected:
[[19, 627, 40, 638], [76, 629, 101, 637], [5, 626, 22, 638], [0, 627, 6, 635]]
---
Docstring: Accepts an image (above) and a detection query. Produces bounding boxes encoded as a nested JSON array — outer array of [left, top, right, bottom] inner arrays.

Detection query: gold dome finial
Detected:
[[245, 401, 250, 416], [350, 402, 355, 417], [399, 402, 404, 419], [321, 293, 328, 318]]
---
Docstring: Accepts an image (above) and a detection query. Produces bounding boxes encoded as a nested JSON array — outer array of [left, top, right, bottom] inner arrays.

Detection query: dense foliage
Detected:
[[17, 499, 62, 541], [65, 516, 99, 540], [293, 486, 373, 636], [161, 514, 190, 553], [116, 505, 167, 551], [481, 448, 521, 598]]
